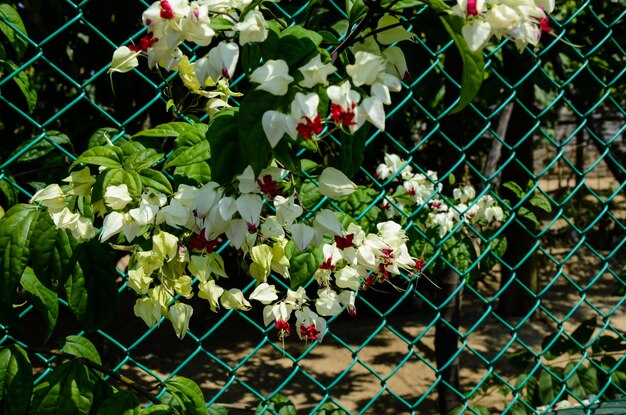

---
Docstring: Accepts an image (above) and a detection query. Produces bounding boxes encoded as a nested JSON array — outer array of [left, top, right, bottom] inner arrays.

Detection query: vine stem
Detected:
[[330, 7, 378, 64]]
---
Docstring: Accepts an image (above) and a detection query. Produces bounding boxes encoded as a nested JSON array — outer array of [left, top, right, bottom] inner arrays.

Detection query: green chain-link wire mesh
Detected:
[[1, 0, 625, 413]]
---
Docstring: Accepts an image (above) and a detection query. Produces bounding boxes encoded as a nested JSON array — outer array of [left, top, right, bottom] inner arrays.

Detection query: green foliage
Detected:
[[97, 391, 141, 415], [256, 394, 297, 415], [285, 241, 324, 289], [161, 376, 208, 415], [20, 266, 58, 342], [0, 344, 33, 415], [207, 108, 245, 185]]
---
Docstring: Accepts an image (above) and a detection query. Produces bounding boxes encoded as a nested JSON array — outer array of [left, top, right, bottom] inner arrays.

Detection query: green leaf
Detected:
[[346, 0, 367, 26], [140, 169, 174, 195], [285, 241, 324, 290], [529, 194, 552, 213], [164, 140, 211, 169], [239, 90, 287, 174], [20, 266, 58, 342], [480, 233, 507, 272], [314, 402, 347, 414], [300, 179, 323, 210], [88, 128, 130, 148], [338, 126, 367, 179], [564, 363, 599, 400], [141, 404, 180, 414], [275, 26, 322, 69], [30, 360, 99, 415], [207, 109, 246, 185], [173, 163, 211, 187], [537, 369, 557, 405], [256, 394, 297, 415], [503, 181, 526, 199], [0, 4, 27, 58], [442, 235, 477, 278], [210, 16, 234, 31], [439, 15, 484, 113], [542, 331, 571, 361], [59, 335, 102, 365], [175, 123, 209, 147], [97, 391, 141, 415], [124, 148, 164, 171], [0, 344, 33, 415], [569, 317, 597, 351], [273, 140, 301, 176], [71, 146, 124, 170], [64, 239, 120, 332], [505, 349, 533, 370], [0, 204, 40, 323], [101, 168, 143, 197], [207, 405, 229, 415], [12, 131, 72, 163], [0, 175, 19, 208], [517, 207, 540, 229], [0, 60, 37, 113], [162, 376, 207, 415], [29, 212, 60, 287], [132, 122, 193, 139], [473, 405, 492, 415]]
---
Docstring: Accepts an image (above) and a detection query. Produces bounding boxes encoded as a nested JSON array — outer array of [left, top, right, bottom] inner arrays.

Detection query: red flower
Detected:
[[540, 16, 551, 33], [188, 231, 218, 253], [300, 324, 320, 341], [466, 0, 478, 16], [334, 234, 354, 250], [296, 115, 323, 139], [330, 103, 357, 127], [275, 320, 291, 336], [160, 0, 175, 19], [415, 259, 426, 273], [128, 35, 158, 52], [256, 175, 281, 196]]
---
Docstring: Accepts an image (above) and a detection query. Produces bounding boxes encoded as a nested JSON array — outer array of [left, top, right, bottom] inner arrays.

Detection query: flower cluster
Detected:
[[33, 163, 419, 341], [376, 154, 504, 238], [453, 0, 555, 51]]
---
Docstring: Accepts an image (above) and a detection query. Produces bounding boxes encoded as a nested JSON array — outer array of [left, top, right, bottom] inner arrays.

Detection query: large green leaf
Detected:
[[59, 335, 102, 365], [273, 140, 301, 176], [30, 212, 65, 287], [140, 169, 174, 195], [537, 369, 558, 406], [123, 148, 164, 171], [0, 60, 37, 113], [0, 204, 40, 323], [20, 266, 58, 342], [564, 362, 599, 400], [12, 131, 72, 163], [206, 109, 246, 185], [71, 146, 124, 170], [97, 391, 141, 415], [162, 376, 207, 415], [101, 168, 143, 197], [88, 128, 130, 148], [207, 405, 229, 415], [132, 122, 193, 139], [338, 126, 368, 179], [438, 15, 484, 113], [173, 163, 211, 187], [141, 404, 180, 414], [164, 139, 211, 169], [64, 239, 120, 332], [239, 90, 287, 174], [30, 360, 99, 415], [285, 241, 324, 290], [0, 344, 33, 415], [0, 4, 28, 58], [277, 26, 322, 68]]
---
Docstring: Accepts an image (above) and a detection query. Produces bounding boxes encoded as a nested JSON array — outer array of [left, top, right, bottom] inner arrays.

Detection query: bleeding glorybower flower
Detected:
[[250, 59, 294, 96]]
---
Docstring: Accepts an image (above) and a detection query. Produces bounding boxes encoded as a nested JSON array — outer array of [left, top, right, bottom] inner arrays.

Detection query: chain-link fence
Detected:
[[1, 0, 625, 414]]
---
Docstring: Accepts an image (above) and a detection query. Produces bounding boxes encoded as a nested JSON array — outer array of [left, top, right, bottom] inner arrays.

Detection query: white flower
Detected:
[[315, 289, 343, 316], [290, 223, 316, 251], [314, 209, 344, 237], [62, 167, 96, 196], [250, 59, 294, 96], [168, 302, 193, 339], [462, 20, 493, 52], [198, 279, 224, 312], [157, 200, 192, 229], [196, 41, 239, 84], [318, 167, 357, 198], [361, 96, 386, 130], [274, 194, 303, 226], [134, 297, 162, 328], [109, 46, 140, 74], [234, 9, 268, 45], [262, 110, 289, 148], [335, 266, 361, 291], [181, 3, 214, 46], [127, 268, 153, 294], [99, 211, 124, 242], [104, 184, 133, 211], [346, 51, 385, 86], [221, 288, 252, 310], [295, 307, 326, 342], [298, 55, 336, 88], [249, 283, 279, 304], [383, 46, 409, 81], [31, 184, 66, 212], [236, 193, 263, 226]]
